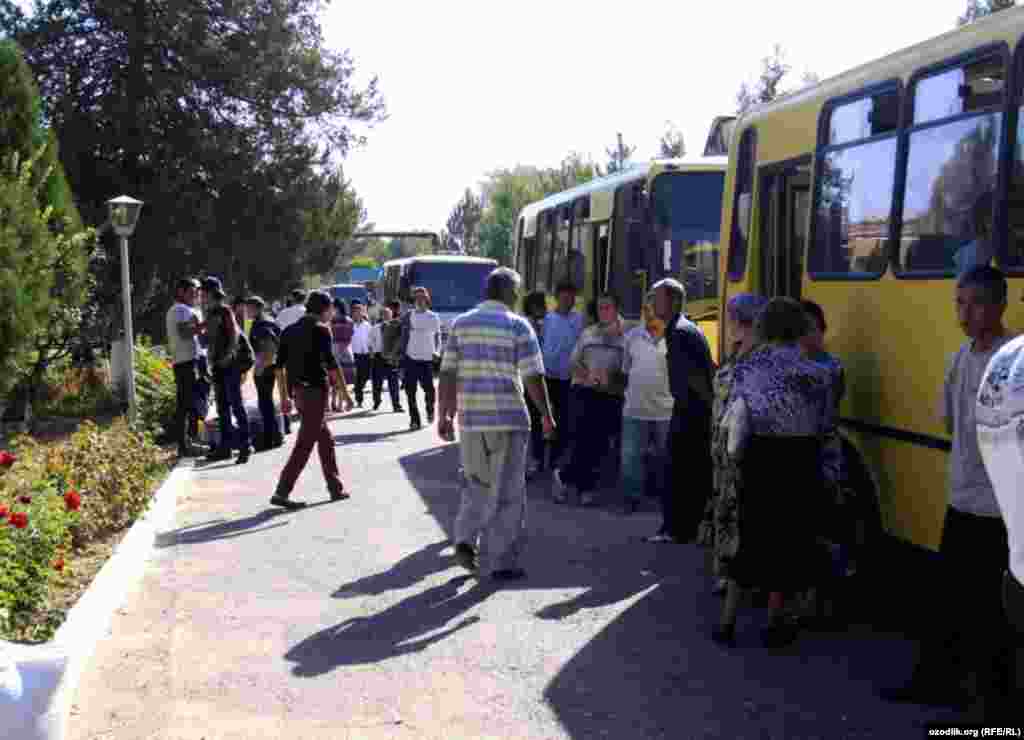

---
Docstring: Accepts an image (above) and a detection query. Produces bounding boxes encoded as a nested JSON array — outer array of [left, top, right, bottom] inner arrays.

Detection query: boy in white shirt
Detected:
[[401, 286, 441, 430]]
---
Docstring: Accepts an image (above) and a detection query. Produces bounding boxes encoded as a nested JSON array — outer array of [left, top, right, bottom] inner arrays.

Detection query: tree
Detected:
[[658, 121, 686, 159], [604, 133, 637, 174], [957, 0, 1015, 25], [444, 189, 484, 255], [3, 0, 386, 339], [736, 45, 819, 114]]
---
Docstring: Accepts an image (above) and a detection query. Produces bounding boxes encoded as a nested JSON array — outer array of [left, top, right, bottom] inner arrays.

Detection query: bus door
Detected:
[[757, 157, 811, 299], [612, 181, 652, 320]]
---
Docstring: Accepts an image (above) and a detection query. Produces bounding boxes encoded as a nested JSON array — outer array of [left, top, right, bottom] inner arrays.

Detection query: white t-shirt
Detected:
[[166, 302, 200, 365], [407, 310, 441, 362], [351, 320, 372, 355], [622, 326, 674, 420], [276, 304, 306, 331]]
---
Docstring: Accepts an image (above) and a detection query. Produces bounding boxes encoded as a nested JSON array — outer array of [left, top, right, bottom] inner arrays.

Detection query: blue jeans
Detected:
[[213, 364, 249, 451], [620, 417, 671, 501]]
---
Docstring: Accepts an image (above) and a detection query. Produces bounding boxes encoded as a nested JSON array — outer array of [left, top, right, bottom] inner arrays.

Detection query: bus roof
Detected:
[[736, 6, 1024, 132], [382, 255, 498, 269]]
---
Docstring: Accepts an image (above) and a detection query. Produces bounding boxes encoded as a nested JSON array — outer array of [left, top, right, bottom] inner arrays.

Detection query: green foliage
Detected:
[[736, 45, 820, 115], [0, 39, 40, 163], [33, 361, 119, 418], [133, 341, 177, 439], [348, 255, 377, 269], [0, 418, 167, 641]]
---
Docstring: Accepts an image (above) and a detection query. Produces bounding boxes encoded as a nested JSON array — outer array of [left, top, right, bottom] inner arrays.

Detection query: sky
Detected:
[[325, 0, 970, 234]]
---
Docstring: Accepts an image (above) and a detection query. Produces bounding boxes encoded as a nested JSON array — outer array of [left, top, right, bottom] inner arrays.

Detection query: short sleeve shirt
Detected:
[[166, 302, 200, 364], [440, 300, 545, 432], [622, 326, 673, 420]]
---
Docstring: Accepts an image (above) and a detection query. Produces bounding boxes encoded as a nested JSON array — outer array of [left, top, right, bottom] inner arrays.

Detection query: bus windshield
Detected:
[[326, 285, 369, 305], [409, 262, 496, 313]]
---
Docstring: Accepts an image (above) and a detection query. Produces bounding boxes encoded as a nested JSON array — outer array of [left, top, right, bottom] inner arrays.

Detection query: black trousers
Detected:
[[526, 389, 544, 467], [545, 377, 572, 464], [353, 353, 372, 405], [403, 358, 435, 425], [561, 387, 623, 493], [173, 360, 197, 453], [371, 354, 400, 409], [916, 507, 1014, 699], [661, 403, 712, 541], [255, 369, 282, 447]]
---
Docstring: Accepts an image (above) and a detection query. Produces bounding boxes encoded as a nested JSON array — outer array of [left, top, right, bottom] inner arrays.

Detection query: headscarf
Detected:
[[726, 293, 769, 326]]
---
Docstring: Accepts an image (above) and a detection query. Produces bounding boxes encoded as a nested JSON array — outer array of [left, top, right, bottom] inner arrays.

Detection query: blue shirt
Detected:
[[440, 301, 545, 432], [541, 310, 583, 380]]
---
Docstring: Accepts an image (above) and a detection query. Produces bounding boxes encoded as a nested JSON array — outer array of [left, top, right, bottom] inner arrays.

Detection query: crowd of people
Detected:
[[166, 263, 1019, 722]]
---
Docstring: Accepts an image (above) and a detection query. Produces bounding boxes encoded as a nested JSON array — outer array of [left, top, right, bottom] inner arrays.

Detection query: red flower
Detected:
[[64, 490, 82, 512], [9, 512, 28, 529], [54, 557, 65, 572], [18, 495, 31, 505], [0, 504, 8, 520], [0, 451, 15, 467]]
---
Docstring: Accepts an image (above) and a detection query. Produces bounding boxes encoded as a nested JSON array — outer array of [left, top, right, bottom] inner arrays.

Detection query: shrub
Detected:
[[134, 340, 177, 439], [0, 418, 167, 641], [34, 360, 119, 419]]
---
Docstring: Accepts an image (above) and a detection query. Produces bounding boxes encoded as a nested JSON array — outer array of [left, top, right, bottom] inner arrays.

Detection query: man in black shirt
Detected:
[[246, 296, 284, 451], [272, 291, 353, 509]]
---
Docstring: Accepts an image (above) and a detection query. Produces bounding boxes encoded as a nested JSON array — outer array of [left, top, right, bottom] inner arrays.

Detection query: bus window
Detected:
[[759, 160, 811, 298], [899, 56, 1005, 275], [727, 129, 756, 280], [554, 206, 571, 285], [613, 182, 651, 319], [536, 211, 554, 292], [595, 222, 610, 295], [650, 171, 725, 301], [828, 89, 899, 145], [1005, 63, 1024, 272]]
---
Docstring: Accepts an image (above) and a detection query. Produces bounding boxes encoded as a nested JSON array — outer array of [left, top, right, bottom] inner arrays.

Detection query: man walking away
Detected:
[[438, 267, 555, 581], [402, 286, 441, 431], [370, 306, 401, 411], [379, 301, 405, 412], [350, 299, 373, 408], [542, 281, 584, 468], [649, 278, 715, 543], [272, 290, 353, 510], [202, 276, 252, 465], [246, 296, 284, 451], [166, 277, 205, 457]]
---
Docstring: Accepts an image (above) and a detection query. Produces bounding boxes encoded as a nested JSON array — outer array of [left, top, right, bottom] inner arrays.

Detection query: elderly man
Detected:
[[648, 277, 715, 544], [437, 267, 555, 581]]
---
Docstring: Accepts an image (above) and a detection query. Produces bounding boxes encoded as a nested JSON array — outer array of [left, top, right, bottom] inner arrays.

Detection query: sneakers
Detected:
[[236, 447, 251, 465], [552, 468, 570, 503], [454, 543, 477, 572], [269, 495, 307, 510]]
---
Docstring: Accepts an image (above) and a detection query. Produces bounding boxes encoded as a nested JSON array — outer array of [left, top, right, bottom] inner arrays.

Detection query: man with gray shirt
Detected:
[[166, 277, 205, 457], [882, 265, 1014, 720]]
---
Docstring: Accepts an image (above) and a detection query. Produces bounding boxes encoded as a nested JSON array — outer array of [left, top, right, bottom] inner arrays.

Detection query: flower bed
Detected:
[[0, 419, 171, 642]]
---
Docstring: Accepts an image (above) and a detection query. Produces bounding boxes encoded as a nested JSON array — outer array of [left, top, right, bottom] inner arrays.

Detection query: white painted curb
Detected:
[[1, 459, 188, 739]]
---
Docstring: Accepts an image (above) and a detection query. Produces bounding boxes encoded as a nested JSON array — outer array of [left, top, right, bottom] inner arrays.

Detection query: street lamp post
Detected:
[[107, 195, 144, 425]]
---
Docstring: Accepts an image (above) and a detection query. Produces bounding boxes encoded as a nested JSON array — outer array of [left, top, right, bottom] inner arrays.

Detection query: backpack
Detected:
[[234, 330, 255, 374]]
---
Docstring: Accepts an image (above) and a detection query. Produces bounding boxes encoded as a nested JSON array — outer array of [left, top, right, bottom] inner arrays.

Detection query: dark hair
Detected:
[[485, 267, 521, 302], [387, 300, 401, 314], [755, 297, 810, 344], [801, 299, 827, 333], [595, 292, 620, 310], [412, 286, 432, 306], [332, 297, 348, 317], [231, 296, 246, 309], [585, 299, 598, 324], [290, 289, 307, 303], [200, 276, 223, 292], [555, 280, 578, 296], [957, 264, 1007, 305], [522, 291, 547, 317], [176, 277, 199, 294], [305, 290, 333, 316], [245, 295, 266, 310]]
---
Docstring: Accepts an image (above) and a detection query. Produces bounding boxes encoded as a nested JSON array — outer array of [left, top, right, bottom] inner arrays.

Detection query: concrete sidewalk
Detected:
[[67, 410, 952, 739]]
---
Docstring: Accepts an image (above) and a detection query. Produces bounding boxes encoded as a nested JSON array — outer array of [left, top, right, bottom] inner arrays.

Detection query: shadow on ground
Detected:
[[155, 501, 337, 547]]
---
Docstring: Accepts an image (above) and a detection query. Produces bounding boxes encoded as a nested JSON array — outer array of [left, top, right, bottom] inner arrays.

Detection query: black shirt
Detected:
[[665, 313, 714, 417], [277, 315, 338, 390]]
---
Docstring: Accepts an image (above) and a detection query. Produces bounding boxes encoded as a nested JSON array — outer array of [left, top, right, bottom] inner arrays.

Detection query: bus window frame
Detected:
[[727, 127, 757, 283], [807, 79, 902, 282], [893, 42, 1012, 280], [1002, 36, 1024, 275]]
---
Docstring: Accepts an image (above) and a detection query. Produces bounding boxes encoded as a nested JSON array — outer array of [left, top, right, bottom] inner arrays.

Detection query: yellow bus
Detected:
[[718, 7, 1024, 553], [513, 156, 728, 359]]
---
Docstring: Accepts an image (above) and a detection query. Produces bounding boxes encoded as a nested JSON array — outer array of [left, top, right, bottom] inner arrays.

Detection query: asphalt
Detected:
[[66, 406, 956, 739]]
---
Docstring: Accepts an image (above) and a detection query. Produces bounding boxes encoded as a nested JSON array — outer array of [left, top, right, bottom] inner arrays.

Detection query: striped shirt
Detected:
[[440, 300, 545, 432]]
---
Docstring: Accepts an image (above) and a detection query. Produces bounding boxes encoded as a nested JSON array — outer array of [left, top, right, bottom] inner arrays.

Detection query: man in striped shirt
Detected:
[[438, 267, 555, 581]]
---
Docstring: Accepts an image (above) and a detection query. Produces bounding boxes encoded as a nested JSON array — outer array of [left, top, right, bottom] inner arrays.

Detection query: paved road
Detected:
[[68, 408, 953, 739]]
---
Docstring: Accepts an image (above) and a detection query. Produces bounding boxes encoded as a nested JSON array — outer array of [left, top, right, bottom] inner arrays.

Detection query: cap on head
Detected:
[[201, 276, 223, 293]]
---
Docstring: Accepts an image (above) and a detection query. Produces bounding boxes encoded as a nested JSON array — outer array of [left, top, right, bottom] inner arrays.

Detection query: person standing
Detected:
[[521, 291, 549, 478], [649, 277, 715, 543], [438, 267, 555, 581], [271, 290, 353, 510], [379, 300, 406, 412], [402, 286, 441, 431], [882, 265, 1015, 719], [329, 298, 355, 411], [552, 293, 626, 507], [276, 289, 307, 331], [541, 282, 584, 468], [201, 277, 251, 464], [166, 277, 205, 457], [369, 306, 401, 412], [246, 296, 284, 452], [618, 290, 675, 515], [349, 300, 373, 408]]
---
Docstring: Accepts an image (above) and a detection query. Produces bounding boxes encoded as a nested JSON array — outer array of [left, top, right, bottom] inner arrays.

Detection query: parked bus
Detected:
[[718, 7, 1024, 554], [380, 255, 499, 349], [512, 157, 728, 359]]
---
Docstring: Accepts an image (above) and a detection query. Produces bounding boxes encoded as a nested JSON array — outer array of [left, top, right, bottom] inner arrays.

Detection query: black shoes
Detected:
[[454, 543, 477, 572], [270, 495, 307, 510], [492, 568, 526, 581], [205, 448, 233, 462], [711, 623, 737, 647], [761, 619, 799, 649], [410, 420, 422, 431], [373, 401, 381, 411], [329, 489, 350, 502], [394, 406, 405, 413], [426, 410, 435, 424], [236, 447, 251, 465]]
